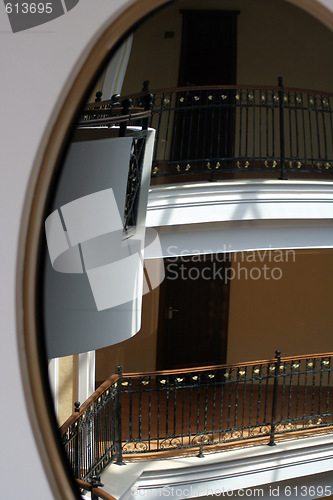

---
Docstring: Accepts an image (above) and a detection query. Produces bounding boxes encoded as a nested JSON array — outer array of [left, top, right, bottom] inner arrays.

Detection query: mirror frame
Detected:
[[17, 0, 332, 499]]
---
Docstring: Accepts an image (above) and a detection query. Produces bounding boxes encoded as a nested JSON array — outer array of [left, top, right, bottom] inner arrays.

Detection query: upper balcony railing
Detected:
[[123, 78, 333, 182], [61, 351, 333, 481], [78, 98, 152, 230]]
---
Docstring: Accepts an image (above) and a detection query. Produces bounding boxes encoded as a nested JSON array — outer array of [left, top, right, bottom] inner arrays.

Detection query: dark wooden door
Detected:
[[171, 10, 238, 169], [157, 256, 230, 370], [178, 10, 238, 87]]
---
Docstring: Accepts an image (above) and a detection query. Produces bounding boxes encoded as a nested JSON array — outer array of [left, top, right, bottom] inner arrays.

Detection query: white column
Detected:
[[100, 34, 133, 99], [76, 351, 96, 404], [48, 358, 59, 415]]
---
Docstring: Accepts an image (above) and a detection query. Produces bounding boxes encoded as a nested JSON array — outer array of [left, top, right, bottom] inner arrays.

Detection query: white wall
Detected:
[[0, 0, 332, 499], [0, 0, 133, 498]]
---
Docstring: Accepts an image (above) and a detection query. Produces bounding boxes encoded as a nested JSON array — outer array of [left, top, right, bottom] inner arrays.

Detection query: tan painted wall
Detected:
[[122, 0, 333, 95], [95, 249, 333, 378], [57, 355, 75, 426], [227, 249, 333, 364]]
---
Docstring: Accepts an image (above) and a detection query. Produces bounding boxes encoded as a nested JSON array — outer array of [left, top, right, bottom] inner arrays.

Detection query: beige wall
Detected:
[[95, 249, 333, 379], [122, 0, 333, 95], [57, 355, 75, 426], [227, 249, 333, 364]]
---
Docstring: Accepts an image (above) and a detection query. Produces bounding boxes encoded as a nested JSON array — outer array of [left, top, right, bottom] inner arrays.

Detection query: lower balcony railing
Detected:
[[61, 351, 333, 480]]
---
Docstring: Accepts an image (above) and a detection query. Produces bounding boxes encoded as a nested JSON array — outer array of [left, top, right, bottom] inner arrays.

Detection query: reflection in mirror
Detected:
[[42, 0, 333, 496], [45, 31, 158, 404]]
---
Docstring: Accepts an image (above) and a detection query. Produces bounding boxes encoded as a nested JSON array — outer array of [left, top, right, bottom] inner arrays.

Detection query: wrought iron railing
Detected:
[[60, 370, 123, 481], [121, 351, 333, 455], [78, 95, 152, 229], [125, 78, 333, 181], [61, 351, 333, 480]]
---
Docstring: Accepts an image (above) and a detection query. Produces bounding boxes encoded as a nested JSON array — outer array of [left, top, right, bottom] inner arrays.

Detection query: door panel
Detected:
[[171, 10, 238, 169], [157, 255, 230, 370], [178, 10, 238, 86]]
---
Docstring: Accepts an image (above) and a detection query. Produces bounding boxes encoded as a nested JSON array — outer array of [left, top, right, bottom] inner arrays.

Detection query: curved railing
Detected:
[[120, 351, 333, 455], [60, 371, 122, 481], [61, 351, 333, 480], [78, 98, 152, 229], [77, 479, 117, 500], [125, 78, 333, 182]]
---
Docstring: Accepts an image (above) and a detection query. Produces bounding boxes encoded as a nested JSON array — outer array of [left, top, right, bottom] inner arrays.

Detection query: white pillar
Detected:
[[48, 358, 59, 415], [75, 351, 96, 404], [100, 35, 133, 99]]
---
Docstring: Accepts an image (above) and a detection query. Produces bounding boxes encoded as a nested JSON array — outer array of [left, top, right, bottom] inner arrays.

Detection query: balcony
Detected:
[[123, 78, 333, 184], [61, 351, 333, 482]]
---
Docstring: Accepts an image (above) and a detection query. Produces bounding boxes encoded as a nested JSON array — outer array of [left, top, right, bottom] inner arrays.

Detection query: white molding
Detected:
[[101, 434, 333, 500], [146, 219, 333, 258], [147, 180, 333, 228]]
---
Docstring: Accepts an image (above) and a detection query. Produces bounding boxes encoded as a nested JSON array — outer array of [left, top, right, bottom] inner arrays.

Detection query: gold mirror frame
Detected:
[[18, 0, 332, 499]]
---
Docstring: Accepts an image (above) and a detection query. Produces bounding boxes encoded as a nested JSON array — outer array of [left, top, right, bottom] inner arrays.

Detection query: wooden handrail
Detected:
[[76, 479, 117, 500], [60, 373, 119, 435], [122, 351, 333, 379], [122, 84, 333, 101]]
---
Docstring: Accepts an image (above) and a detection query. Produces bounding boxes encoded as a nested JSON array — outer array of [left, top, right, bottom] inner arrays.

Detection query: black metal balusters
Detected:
[[119, 98, 132, 137], [126, 79, 332, 180], [115, 366, 125, 465], [61, 374, 120, 481], [123, 132, 147, 229], [269, 350, 281, 446], [81, 81, 333, 181], [142, 93, 154, 130], [73, 401, 80, 478], [62, 352, 333, 479], [278, 78, 287, 179]]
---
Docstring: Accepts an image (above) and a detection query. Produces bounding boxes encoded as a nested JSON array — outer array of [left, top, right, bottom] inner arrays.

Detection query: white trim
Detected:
[[147, 180, 333, 228], [100, 434, 333, 500], [145, 219, 333, 259]]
